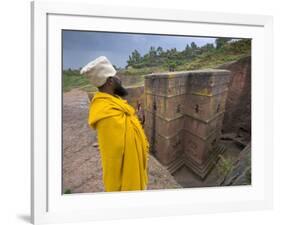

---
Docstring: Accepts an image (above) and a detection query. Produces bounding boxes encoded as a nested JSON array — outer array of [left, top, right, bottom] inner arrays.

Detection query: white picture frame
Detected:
[[31, 1, 274, 224]]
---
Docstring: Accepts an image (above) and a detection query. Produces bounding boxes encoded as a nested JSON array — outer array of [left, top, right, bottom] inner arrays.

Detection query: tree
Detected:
[[156, 46, 164, 56], [132, 49, 141, 63], [215, 38, 232, 49], [190, 42, 197, 49], [149, 46, 157, 59], [185, 43, 190, 52], [184, 43, 192, 59], [170, 48, 177, 54], [201, 43, 215, 52], [166, 60, 177, 71], [165, 48, 178, 60], [126, 49, 142, 66]]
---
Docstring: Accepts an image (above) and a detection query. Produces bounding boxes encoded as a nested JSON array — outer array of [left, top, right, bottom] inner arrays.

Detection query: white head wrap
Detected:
[[80, 56, 117, 87]]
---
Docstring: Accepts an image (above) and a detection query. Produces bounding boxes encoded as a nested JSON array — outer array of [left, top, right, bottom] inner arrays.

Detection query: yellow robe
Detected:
[[88, 91, 150, 192]]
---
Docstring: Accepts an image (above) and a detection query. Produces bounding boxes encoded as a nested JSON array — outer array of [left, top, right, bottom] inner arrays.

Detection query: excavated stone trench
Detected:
[[63, 56, 251, 193], [142, 56, 251, 187]]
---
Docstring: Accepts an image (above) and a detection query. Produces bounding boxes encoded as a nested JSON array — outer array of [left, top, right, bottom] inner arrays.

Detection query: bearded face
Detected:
[[112, 76, 128, 97]]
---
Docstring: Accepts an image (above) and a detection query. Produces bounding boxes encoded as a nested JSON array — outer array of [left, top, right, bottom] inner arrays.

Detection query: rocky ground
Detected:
[[63, 88, 250, 194], [62, 89, 181, 194]]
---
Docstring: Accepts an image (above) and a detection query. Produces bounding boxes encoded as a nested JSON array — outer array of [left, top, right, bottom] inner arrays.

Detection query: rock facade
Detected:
[[144, 69, 231, 179]]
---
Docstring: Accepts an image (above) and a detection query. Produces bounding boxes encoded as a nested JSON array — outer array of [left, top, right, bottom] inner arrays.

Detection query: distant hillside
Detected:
[[63, 69, 97, 92], [63, 38, 250, 92], [119, 38, 251, 75]]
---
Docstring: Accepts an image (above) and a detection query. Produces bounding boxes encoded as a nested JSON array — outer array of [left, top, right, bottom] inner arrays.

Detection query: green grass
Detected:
[[63, 69, 97, 92], [118, 47, 250, 76], [217, 154, 234, 177], [180, 52, 249, 71], [126, 79, 145, 88], [118, 66, 167, 76]]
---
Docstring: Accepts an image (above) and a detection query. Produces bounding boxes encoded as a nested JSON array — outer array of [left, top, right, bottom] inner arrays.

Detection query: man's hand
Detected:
[[136, 106, 145, 125]]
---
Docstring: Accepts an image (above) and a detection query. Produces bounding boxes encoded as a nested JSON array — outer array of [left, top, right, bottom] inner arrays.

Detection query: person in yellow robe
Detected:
[[80, 56, 150, 192]]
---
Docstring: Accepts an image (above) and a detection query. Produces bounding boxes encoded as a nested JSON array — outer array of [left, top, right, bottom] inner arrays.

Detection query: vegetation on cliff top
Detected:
[[63, 38, 250, 92]]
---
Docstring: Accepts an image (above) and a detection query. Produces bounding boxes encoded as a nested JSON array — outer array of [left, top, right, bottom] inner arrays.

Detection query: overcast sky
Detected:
[[62, 30, 218, 70]]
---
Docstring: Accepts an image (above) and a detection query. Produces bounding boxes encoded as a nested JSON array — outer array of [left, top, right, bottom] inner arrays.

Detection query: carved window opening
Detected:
[[153, 101, 157, 111], [216, 104, 220, 113], [176, 104, 181, 113], [195, 104, 199, 113], [173, 136, 181, 148]]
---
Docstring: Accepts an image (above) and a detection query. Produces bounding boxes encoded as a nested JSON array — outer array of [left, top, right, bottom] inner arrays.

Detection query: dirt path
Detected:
[[63, 89, 181, 194]]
